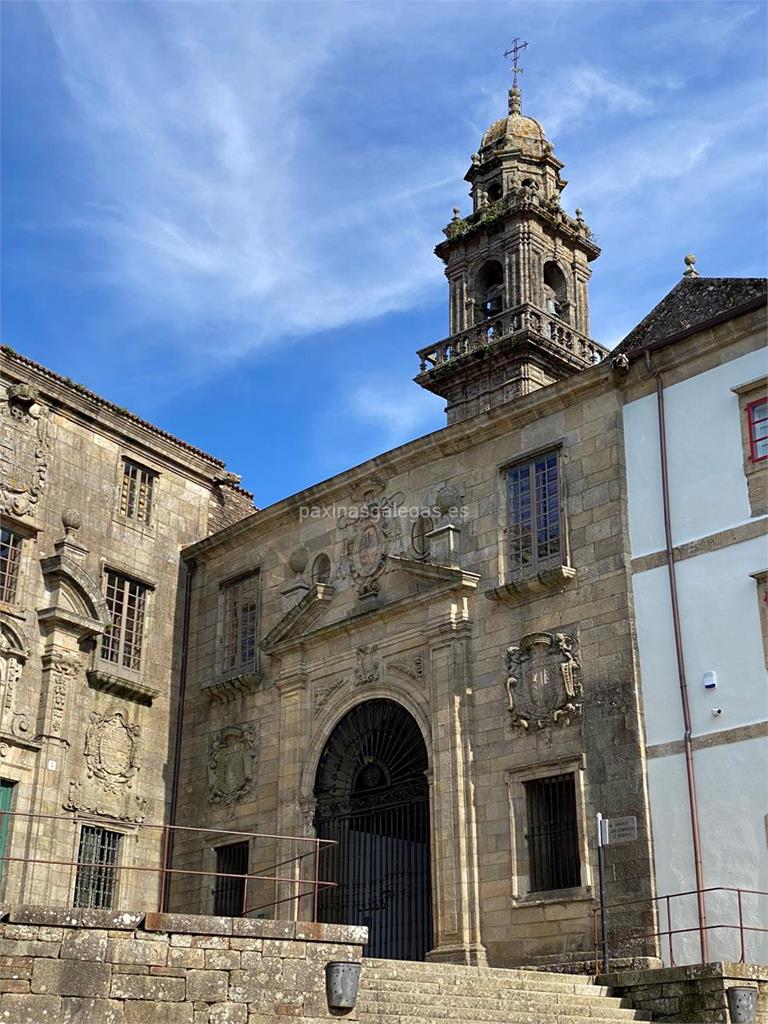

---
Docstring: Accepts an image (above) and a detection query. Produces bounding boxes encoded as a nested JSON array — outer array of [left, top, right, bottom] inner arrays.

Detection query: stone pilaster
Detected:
[[425, 619, 486, 966], [274, 671, 311, 920]]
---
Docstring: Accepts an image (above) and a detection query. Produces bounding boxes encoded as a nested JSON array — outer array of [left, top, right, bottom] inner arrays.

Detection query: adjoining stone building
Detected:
[[0, 76, 765, 976], [0, 347, 253, 910]]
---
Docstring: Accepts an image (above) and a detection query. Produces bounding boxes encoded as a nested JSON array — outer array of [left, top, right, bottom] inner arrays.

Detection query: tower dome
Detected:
[[415, 71, 607, 426], [480, 86, 547, 150]]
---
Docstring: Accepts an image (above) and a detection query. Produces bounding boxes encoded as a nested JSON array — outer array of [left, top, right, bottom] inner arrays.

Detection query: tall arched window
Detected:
[[475, 260, 504, 322], [543, 262, 569, 322]]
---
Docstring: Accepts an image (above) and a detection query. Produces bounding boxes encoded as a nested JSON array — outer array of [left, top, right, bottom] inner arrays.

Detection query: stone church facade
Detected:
[[1, 79, 765, 972], [171, 84, 655, 969]]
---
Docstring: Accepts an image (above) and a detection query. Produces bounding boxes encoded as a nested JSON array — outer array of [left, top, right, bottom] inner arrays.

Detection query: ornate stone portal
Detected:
[[505, 630, 582, 731]]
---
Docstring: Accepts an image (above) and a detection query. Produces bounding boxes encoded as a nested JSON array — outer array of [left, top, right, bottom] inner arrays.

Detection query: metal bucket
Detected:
[[727, 986, 758, 1023], [326, 961, 362, 1009]]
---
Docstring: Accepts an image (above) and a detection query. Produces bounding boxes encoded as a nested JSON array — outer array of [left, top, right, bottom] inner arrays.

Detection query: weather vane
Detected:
[[503, 37, 528, 87]]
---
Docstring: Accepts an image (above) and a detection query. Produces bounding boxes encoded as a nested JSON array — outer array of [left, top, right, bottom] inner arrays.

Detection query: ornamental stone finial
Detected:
[[508, 85, 522, 115], [452, 207, 461, 221], [575, 208, 584, 223], [61, 509, 82, 536], [683, 253, 699, 278]]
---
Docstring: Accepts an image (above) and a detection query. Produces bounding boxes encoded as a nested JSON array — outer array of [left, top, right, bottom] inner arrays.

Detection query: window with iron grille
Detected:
[[73, 825, 121, 909], [0, 529, 22, 605], [222, 573, 259, 674], [119, 458, 157, 525], [101, 571, 148, 673], [506, 452, 563, 578], [524, 773, 581, 892], [213, 841, 249, 917], [747, 398, 768, 462]]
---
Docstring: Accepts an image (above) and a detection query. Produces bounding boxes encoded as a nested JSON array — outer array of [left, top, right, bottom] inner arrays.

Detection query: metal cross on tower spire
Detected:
[[503, 37, 528, 86]]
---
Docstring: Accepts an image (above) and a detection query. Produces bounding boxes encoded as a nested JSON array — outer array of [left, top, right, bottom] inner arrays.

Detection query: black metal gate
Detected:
[[314, 699, 432, 961]]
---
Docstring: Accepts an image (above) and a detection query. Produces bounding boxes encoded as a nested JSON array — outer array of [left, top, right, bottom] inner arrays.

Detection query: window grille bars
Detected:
[[73, 825, 122, 909], [525, 773, 581, 893], [213, 841, 249, 917]]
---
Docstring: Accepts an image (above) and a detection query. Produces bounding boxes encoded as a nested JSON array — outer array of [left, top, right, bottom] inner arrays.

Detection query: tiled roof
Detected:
[[614, 277, 768, 354]]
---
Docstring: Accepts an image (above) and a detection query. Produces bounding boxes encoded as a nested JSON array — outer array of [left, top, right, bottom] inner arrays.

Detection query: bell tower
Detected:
[[416, 60, 608, 425]]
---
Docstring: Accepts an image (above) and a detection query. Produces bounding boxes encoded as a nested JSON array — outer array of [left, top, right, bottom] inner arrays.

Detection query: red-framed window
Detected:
[[747, 397, 768, 462]]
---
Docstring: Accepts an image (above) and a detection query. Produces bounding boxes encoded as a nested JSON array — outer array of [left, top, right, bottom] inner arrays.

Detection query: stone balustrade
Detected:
[[417, 305, 607, 374]]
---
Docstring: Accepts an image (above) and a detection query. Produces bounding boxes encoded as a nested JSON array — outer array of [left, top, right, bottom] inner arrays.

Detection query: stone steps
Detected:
[[357, 958, 659, 1024]]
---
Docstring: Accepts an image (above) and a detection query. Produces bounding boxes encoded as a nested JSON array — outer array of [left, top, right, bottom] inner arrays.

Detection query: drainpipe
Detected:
[[644, 350, 709, 963], [160, 558, 196, 913]]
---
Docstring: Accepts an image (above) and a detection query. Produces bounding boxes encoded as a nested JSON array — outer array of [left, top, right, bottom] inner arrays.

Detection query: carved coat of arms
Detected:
[[208, 725, 258, 805], [339, 490, 405, 597], [505, 631, 582, 731], [0, 384, 50, 518], [84, 710, 141, 792], [354, 645, 380, 687]]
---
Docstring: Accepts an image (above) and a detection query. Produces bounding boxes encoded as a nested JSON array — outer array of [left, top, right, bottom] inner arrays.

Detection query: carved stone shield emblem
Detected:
[[505, 631, 582, 731], [340, 489, 405, 597], [84, 710, 140, 792], [209, 725, 257, 805], [0, 384, 50, 518]]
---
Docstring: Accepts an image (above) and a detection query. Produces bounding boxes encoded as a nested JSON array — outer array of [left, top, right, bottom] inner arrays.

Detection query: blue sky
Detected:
[[2, 1, 766, 507]]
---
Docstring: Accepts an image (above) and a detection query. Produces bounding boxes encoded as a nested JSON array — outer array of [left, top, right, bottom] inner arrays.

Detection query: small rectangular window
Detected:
[[222, 573, 259, 674], [101, 571, 148, 672], [507, 452, 562, 578], [213, 841, 249, 917], [73, 825, 121, 909], [0, 528, 22, 604], [524, 773, 581, 892], [747, 398, 768, 462], [119, 459, 157, 525]]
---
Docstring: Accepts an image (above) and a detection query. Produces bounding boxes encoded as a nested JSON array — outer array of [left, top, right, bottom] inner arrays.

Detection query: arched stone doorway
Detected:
[[314, 698, 432, 961]]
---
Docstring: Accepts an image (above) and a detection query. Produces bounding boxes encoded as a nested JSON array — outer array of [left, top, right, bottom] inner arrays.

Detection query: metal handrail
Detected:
[[0, 809, 336, 922], [592, 885, 768, 973]]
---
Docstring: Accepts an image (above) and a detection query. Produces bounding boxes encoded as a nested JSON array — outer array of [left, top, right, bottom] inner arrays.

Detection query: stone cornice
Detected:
[[261, 569, 479, 656]]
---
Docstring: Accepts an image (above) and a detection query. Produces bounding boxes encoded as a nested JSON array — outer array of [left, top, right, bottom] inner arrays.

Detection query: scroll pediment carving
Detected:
[[260, 582, 335, 653], [38, 553, 111, 639]]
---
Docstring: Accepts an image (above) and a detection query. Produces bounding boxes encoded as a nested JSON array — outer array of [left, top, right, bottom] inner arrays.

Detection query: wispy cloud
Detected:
[[535, 66, 655, 137], [346, 379, 441, 450], [39, 2, 458, 356]]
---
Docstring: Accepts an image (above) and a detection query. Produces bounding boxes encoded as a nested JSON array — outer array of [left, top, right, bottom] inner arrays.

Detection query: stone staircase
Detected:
[[357, 958, 657, 1023]]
